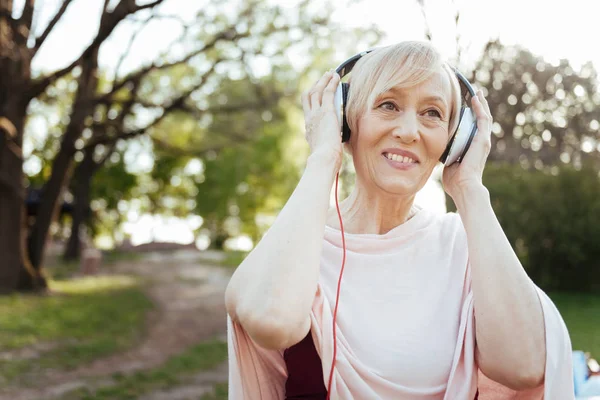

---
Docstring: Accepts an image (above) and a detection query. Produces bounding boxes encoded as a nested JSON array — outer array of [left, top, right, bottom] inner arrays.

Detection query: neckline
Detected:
[[324, 206, 430, 239]]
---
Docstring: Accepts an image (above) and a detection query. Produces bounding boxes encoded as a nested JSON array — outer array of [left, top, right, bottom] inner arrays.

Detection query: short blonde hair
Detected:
[[346, 41, 462, 138]]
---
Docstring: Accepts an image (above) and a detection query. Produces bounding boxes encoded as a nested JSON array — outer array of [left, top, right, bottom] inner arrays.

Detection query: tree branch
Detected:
[[85, 58, 224, 150], [100, 27, 248, 103], [0, 3, 18, 33], [27, 0, 167, 101], [133, 0, 165, 12], [150, 137, 232, 158], [112, 14, 155, 83], [94, 140, 117, 169], [33, 0, 76, 54], [417, 0, 432, 41], [18, 0, 34, 34]]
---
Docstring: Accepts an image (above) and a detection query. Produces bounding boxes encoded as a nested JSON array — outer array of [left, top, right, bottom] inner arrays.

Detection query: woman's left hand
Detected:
[[442, 89, 493, 200]]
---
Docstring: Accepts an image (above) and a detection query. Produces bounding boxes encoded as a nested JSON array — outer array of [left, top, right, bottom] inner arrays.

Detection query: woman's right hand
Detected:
[[301, 71, 343, 170]]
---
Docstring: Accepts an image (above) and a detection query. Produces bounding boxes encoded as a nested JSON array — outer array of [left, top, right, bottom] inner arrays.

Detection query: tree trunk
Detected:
[[0, 6, 46, 292], [63, 150, 96, 261], [0, 113, 26, 293], [207, 218, 228, 250], [25, 49, 99, 282]]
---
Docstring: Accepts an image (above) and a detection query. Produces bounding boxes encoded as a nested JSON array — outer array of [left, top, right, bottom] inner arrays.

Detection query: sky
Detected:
[[26, 0, 600, 74], [13, 0, 600, 248]]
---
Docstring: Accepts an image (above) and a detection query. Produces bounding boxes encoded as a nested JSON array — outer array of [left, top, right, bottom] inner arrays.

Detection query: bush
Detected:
[[448, 163, 600, 292]]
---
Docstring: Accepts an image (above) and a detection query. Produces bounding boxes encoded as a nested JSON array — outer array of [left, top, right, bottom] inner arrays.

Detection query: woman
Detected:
[[225, 42, 574, 399]]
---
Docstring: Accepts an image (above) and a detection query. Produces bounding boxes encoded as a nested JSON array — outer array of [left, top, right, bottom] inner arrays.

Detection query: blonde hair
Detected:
[[346, 41, 462, 138]]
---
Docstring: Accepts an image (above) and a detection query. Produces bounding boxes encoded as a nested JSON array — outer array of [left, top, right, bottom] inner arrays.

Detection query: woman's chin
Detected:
[[376, 177, 421, 196]]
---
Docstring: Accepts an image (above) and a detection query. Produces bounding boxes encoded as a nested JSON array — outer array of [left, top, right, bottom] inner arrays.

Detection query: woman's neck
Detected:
[[328, 185, 418, 235]]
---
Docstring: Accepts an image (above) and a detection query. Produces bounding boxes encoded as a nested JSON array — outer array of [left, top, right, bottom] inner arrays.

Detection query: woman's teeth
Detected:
[[384, 153, 416, 163]]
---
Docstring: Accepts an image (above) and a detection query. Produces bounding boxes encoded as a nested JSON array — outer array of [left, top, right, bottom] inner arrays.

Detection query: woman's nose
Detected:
[[392, 111, 419, 143]]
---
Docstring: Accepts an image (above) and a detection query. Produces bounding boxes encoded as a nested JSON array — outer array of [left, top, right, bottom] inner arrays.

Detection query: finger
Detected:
[[301, 90, 310, 116], [471, 94, 487, 121], [481, 93, 493, 120], [310, 70, 333, 108], [321, 73, 340, 109], [477, 90, 492, 119], [472, 96, 492, 137]]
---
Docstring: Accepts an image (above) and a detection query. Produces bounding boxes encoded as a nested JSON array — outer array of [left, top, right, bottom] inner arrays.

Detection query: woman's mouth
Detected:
[[382, 152, 419, 170]]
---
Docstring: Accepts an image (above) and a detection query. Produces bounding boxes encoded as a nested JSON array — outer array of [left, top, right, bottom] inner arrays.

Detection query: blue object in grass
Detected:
[[578, 376, 600, 398], [574, 351, 589, 395]]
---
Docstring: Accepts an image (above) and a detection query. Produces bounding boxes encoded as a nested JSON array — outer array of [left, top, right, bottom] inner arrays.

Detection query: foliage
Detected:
[[194, 79, 301, 246], [550, 292, 600, 358], [473, 40, 600, 170], [448, 162, 600, 292], [89, 151, 139, 238], [0, 275, 152, 386]]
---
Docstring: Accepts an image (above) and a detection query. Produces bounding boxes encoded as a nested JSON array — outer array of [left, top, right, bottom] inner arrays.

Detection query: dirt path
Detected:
[[2, 250, 232, 400]]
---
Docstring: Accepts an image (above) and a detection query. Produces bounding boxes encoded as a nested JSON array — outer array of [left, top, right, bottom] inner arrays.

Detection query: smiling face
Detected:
[[343, 41, 461, 197], [349, 70, 453, 195]]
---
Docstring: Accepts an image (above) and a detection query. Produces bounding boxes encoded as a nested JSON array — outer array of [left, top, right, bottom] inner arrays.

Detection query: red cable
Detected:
[[326, 171, 346, 399]]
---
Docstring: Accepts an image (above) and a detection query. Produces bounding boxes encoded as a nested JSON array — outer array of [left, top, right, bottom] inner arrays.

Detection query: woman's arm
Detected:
[[443, 91, 546, 390], [454, 183, 546, 390], [225, 71, 342, 351]]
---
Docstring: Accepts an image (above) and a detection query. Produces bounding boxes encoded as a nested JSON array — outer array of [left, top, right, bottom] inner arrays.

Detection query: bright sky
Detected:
[[16, 0, 600, 248]]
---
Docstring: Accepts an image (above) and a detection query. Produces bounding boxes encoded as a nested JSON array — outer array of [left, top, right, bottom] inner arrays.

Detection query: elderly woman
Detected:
[[224, 41, 574, 399]]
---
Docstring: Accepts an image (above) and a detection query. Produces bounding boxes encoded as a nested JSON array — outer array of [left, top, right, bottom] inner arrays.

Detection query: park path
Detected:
[[1, 250, 233, 400]]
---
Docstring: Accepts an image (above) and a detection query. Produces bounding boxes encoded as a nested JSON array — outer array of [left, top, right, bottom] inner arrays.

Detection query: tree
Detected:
[[74, 11, 382, 252], [0, 0, 335, 293], [193, 76, 301, 248], [472, 40, 600, 171]]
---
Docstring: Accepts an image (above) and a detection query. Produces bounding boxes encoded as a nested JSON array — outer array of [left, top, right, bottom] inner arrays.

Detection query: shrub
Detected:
[[448, 163, 600, 292]]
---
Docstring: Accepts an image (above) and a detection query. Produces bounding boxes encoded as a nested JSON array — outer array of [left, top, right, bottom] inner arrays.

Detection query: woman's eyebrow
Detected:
[[421, 95, 448, 110], [380, 88, 448, 108]]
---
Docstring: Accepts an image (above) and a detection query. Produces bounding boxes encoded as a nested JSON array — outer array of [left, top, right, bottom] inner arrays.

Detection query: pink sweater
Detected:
[[227, 209, 574, 399]]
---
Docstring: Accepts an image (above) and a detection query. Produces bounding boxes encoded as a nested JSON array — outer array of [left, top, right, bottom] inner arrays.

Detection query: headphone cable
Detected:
[[326, 171, 347, 399]]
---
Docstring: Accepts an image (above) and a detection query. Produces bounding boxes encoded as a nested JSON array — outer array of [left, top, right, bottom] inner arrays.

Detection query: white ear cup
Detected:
[[444, 107, 477, 166], [333, 83, 344, 132]]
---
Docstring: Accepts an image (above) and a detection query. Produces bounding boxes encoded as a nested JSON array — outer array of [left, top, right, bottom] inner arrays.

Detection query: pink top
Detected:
[[227, 209, 574, 399]]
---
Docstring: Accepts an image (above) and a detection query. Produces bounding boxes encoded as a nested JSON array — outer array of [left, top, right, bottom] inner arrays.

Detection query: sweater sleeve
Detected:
[[227, 316, 287, 399], [476, 285, 575, 399]]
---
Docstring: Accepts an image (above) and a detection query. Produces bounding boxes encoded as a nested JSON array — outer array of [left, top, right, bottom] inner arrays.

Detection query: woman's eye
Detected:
[[425, 109, 442, 118], [379, 101, 397, 111]]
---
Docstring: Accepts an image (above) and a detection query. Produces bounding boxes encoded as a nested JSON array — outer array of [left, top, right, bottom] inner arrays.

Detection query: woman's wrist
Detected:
[[452, 182, 490, 215], [306, 148, 342, 176]]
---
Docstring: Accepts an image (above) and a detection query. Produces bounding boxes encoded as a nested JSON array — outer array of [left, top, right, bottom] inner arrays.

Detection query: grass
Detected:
[[45, 260, 80, 280], [62, 339, 228, 399], [201, 382, 228, 400], [101, 250, 143, 265], [0, 275, 153, 386], [44, 251, 143, 281], [550, 291, 600, 358], [220, 250, 249, 268], [196, 250, 249, 269]]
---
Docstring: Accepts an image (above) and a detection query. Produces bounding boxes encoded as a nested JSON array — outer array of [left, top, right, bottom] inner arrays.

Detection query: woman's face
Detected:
[[349, 70, 453, 196]]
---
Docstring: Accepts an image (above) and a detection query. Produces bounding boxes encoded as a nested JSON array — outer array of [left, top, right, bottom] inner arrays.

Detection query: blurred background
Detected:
[[0, 0, 599, 398]]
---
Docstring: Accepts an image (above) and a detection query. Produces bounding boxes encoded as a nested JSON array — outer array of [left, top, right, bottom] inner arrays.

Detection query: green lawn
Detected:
[[550, 291, 600, 358], [201, 382, 228, 400], [195, 250, 249, 269], [1, 255, 597, 398], [62, 339, 227, 399], [0, 275, 153, 386]]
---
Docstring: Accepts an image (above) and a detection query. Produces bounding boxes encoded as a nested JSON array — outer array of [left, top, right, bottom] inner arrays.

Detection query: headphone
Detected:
[[333, 49, 478, 165]]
